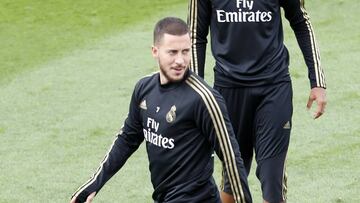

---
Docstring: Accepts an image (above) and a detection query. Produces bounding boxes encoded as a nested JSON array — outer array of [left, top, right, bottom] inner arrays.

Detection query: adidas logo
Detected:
[[139, 100, 147, 110], [283, 121, 291, 129]]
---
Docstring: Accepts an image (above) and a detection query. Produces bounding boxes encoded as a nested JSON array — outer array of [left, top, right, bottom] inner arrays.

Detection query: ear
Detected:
[[151, 45, 158, 58]]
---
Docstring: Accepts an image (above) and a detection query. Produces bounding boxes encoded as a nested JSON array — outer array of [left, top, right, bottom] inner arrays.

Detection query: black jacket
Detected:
[[72, 70, 252, 203]]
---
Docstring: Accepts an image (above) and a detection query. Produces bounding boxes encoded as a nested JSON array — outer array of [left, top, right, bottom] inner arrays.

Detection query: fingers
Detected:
[[314, 98, 327, 119], [313, 106, 323, 119], [85, 192, 96, 203], [306, 96, 314, 110], [307, 87, 327, 119], [71, 191, 96, 203]]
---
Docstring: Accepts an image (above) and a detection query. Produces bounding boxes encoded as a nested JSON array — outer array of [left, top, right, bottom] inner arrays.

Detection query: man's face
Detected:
[[152, 33, 191, 84]]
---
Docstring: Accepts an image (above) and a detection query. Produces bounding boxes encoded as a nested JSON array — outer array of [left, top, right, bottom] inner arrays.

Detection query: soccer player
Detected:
[[70, 17, 252, 203], [188, 0, 327, 202]]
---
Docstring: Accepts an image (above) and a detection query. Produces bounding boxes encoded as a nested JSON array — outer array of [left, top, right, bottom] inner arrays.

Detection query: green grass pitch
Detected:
[[0, 0, 359, 202]]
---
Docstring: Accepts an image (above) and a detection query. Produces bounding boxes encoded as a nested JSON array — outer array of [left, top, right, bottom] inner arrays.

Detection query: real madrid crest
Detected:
[[166, 105, 176, 123]]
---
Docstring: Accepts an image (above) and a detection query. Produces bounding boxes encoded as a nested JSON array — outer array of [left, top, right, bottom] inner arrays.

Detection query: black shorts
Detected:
[[215, 82, 292, 202]]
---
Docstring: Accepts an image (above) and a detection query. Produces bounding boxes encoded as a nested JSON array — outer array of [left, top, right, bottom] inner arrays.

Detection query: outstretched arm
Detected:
[[70, 84, 144, 202]]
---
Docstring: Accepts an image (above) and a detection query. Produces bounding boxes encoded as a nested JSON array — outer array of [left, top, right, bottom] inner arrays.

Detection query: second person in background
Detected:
[[188, 0, 327, 202]]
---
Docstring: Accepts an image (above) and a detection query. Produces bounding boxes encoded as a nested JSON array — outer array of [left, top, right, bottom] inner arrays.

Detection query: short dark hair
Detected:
[[153, 17, 189, 44]]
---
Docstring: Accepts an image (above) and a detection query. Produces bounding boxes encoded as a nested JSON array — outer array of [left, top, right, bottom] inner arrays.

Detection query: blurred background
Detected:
[[0, 0, 359, 202]]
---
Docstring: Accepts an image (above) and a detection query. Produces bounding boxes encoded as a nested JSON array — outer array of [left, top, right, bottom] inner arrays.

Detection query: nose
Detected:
[[174, 55, 185, 65]]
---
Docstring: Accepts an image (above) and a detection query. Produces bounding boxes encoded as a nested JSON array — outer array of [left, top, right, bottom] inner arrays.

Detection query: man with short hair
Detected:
[[188, 0, 327, 202], [70, 17, 252, 203]]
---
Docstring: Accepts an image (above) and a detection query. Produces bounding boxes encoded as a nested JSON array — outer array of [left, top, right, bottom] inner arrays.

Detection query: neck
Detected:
[[159, 72, 169, 85]]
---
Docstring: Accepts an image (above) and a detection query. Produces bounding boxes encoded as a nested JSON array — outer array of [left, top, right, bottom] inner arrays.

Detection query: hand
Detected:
[[70, 192, 96, 203], [85, 192, 96, 203], [306, 87, 327, 119]]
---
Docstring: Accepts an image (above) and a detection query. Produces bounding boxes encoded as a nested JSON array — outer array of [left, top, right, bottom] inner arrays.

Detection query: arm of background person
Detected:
[[281, 0, 327, 119], [188, 0, 212, 78]]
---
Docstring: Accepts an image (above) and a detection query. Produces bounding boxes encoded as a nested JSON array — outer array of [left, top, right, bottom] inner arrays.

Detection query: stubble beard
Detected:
[[159, 60, 187, 83]]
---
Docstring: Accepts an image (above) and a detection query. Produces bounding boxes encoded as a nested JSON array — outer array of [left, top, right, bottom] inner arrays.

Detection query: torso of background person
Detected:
[[199, 0, 290, 87], [190, 0, 325, 88], [211, 0, 290, 87]]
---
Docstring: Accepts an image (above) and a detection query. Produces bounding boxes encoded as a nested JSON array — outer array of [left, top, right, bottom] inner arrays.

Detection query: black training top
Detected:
[[72, 70, 252, 203], [188, 0, 326, 88]]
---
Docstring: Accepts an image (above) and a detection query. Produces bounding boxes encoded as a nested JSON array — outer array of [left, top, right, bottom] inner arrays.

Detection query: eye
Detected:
[[168, 50, 177, 55], [182, 49, 190, 54], [182, 49, 190, 55]]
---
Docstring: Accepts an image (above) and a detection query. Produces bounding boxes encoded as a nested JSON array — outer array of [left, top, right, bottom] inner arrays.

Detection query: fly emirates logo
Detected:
[[143, 117, 174, 149], [216, 0, 272, 23]]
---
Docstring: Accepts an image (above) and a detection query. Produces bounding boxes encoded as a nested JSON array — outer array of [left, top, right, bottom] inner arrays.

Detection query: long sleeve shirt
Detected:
[[72, 70, 252, 203], [188, 0, 326, 88]]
